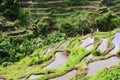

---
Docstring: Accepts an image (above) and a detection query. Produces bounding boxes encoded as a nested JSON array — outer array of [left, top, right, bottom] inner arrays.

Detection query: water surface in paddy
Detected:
[[59, 40, 70, 49], [44, 52, 67, 69], [87, 57, 120, 76], [86, 44, 94, 50], [86, 38, 108, 59], [43, 47, 52, 55], [97, 38, 108, 52], [109, 33, 120, 54], [50, 70, 77, 80], [81, 37, 94, 48]]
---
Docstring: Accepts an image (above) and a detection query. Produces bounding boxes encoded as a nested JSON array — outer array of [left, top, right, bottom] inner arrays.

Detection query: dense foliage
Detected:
[[0, 32, 66, 64], [0, 0, 20, 21], [0, 0, 120, 79], [91, 66, 120, 80]]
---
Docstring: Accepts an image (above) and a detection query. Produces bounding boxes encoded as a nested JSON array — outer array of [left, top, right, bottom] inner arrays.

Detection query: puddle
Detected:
[[43, 48, 52, 55], [44, 52, 67, 69], [109, 33, 120, 54], [87, 57, 120, 76], [50, 70, 77, 80], [81, 37, 94, 48], [28, 74, 43, 80], [97, 38, 108, 52]]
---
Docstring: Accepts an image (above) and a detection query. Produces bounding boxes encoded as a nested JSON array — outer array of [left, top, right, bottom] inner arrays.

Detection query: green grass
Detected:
[[67, 37, 80, 49]]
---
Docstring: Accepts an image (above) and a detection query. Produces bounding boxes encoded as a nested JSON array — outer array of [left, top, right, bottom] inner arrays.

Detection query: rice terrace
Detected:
[[0, 0, 120, 80]]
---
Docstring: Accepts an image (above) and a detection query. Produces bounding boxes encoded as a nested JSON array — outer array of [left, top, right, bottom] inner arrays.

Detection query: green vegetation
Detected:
[[92, 50, 102, 56], [64, 0, 89, 5], [38, 0, 46, 7], [0, 0, 20, 21], [90, 65, 120, 80], [0, 0, 120, 80]]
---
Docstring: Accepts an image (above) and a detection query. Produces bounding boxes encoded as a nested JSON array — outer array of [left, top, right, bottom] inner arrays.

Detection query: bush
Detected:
[[59, 20, 76, 36], [43, 31, 66, 45], [96, 12, 119, 31], [0, 36, 43, 63], [28, 57, 43, 66], [117, 50, 120, 56], [92, 50, 101, 56], [38, 0, 46, 7], [0, 0, 20, 21], [2, 62, 13, 67], [36, 21, 49, 35], [35, 17, 56, 36]]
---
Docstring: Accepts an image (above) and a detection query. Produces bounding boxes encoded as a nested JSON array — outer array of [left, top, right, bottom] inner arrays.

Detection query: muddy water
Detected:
[[97, 38, 108, 52], [109, 33, 120, 54], [28, 74, 43, 80], [81, 37, 94, 48], [87, 57, 120, 76], [44, 52, 67, 69], [50, 70, 77, 80]]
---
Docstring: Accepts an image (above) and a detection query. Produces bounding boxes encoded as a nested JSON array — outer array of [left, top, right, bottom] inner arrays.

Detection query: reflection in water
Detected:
[[44, 52, 67, 68], [109, 33, 120, 54], [81, 37, 94, 48], [97, 38, 108, 52], [50, 70, 77, 80], [87, 57, 120, 76]]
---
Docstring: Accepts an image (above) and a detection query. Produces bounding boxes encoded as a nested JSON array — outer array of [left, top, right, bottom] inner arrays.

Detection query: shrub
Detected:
[[35, 17, 56, 36], [2, 62, 13, 67], [0, 0, 20, 21], [38, 0, 46, 7], [117, 50, 120, 56], [96, 12, 119, 31], [43, 31, 66, 45], [92, 50, 101, 56], [59, 20, 76, 36]]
